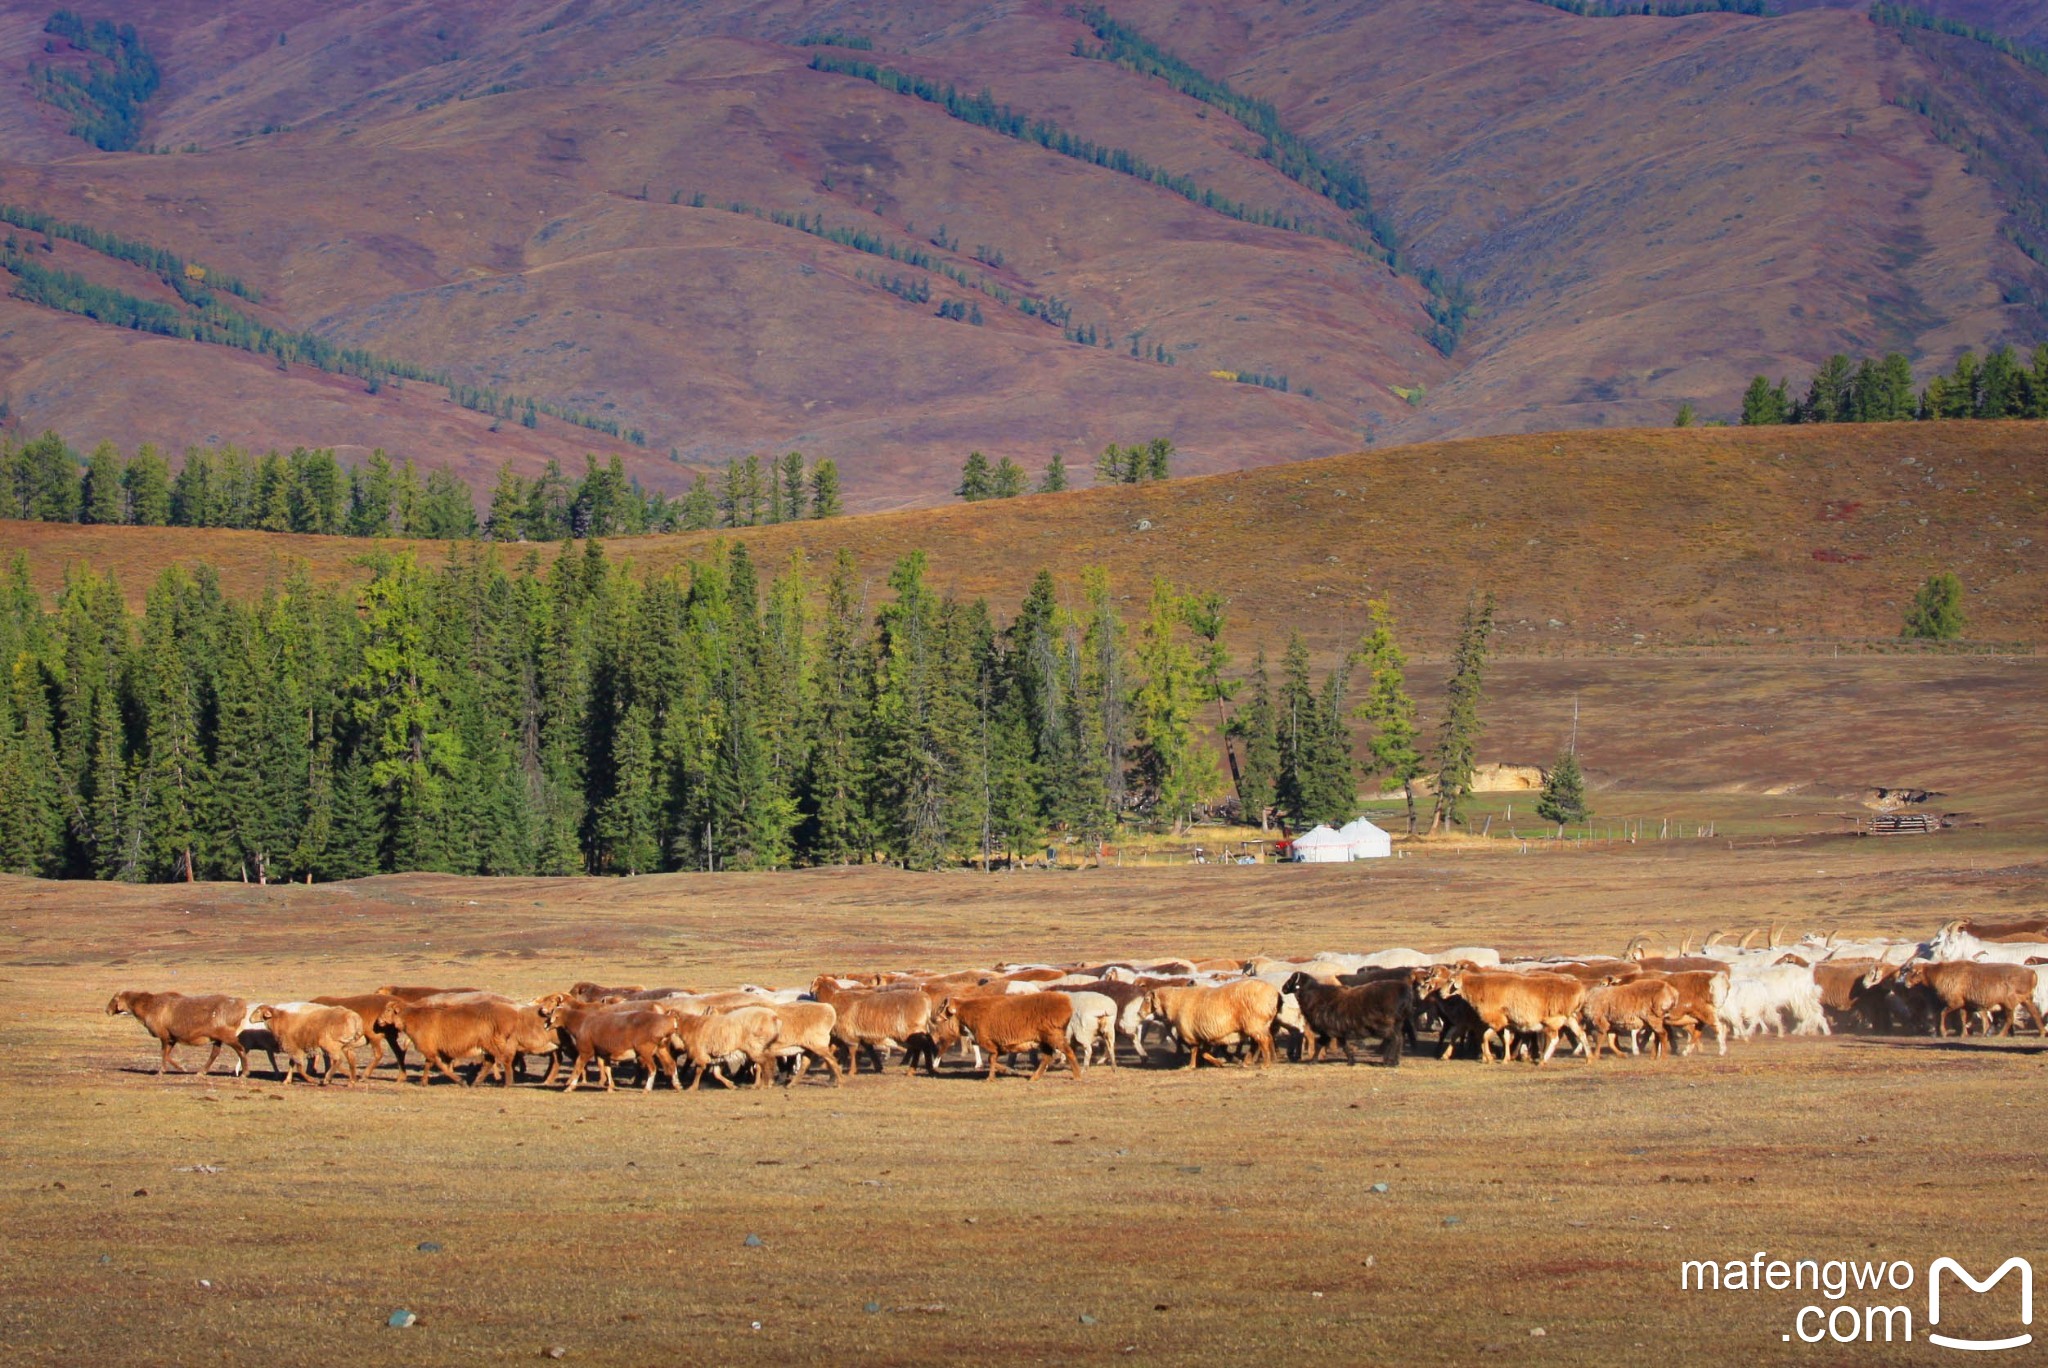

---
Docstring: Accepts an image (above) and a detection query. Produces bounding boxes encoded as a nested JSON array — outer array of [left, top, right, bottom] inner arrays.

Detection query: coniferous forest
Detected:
[[0, 542, 1369, 883]]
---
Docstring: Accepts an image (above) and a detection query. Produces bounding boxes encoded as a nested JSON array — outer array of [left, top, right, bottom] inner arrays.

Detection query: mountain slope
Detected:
[[0, 1, 2043, 506]]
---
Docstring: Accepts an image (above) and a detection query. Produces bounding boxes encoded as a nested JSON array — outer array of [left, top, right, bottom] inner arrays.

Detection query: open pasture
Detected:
[[4, 830, 2046, 1366]]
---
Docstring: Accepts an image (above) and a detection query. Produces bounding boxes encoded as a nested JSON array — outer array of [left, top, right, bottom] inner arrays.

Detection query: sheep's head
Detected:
[[104, 992, 131, 1016], [254, 1005, 278, 1024]]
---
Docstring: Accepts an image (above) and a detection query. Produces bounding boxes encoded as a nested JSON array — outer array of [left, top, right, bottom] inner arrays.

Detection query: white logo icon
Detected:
[[1928, 1257, 2033, 1352]]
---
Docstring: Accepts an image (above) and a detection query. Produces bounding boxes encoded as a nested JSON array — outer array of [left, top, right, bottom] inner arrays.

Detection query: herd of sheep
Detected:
[[102, 915, 2048, 1089]]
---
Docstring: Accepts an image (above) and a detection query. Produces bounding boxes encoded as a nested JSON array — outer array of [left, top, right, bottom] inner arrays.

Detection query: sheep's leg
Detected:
[[1026, 1046, 1054, 1083], [817, 1046, 844, 1086], [199, 1041, 225, 1076], [429, 1053, 465, 1086]]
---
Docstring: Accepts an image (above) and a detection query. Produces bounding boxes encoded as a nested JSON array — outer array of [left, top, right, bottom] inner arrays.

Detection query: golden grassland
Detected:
[[3, 823, 2045, 1366], [7, 423, 2043, 659]]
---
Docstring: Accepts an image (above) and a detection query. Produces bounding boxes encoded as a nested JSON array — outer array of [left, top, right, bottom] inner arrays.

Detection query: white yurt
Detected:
[[1338, 817, 1393, 860], [1289, 825, 1352, 863]]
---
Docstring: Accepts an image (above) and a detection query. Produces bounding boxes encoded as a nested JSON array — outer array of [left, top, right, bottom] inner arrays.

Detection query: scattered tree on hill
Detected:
[[1744, 346, 2048, 425], [1352, 599, 1423, 835], [990, 456, 1027, 499], [1673, 402, 1695, 428], [957, 450, 993, 502], [1901, 571, 1965, 640], [777, 452, 809, 521], [1429, 591, 1495, 834], [1038, 455, 1069, 493], [808, 458, 844, 518], [1093, 439, 1175, 485], [678, 474, 717, 531]]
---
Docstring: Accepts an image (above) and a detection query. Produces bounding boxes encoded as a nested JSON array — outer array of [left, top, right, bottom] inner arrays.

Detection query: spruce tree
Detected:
[[485, 464, 528, 540], [800, 549, 872, 863], [1353, 599, 1423, 834], [778, 451, 808, 521], [808, 458, 843, 517], [1038, 454, 1068, 493], [1429, 591, 1495, 833], [1536, 744, 1588, 828], [122, 443, 171, 525], [19, 431, 79, 522], [1275, 631, 1316, 828], [1740, 376, 1788, 426], [1673, 402, 1695, 428], [81, 440, 125, 524], [1227, 649, 1279, 832], [679, 473, 717, 530], [957, 451, 993, 501], [990, 455, 1027, 498], [870, 551, 954, 868]]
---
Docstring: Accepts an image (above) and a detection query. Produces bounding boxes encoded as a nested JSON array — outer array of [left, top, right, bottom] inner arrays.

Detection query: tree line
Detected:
[[1740, 344, 2048, 423], [1072, 10, 1473, 356], [0, 222, 638, 445], [0, 538, 1498, 882], [0, 432, 843, 540]]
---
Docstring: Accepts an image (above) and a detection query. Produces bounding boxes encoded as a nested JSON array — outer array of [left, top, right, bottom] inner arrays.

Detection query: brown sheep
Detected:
[[375, 998, 523, 1087], [106, 991, 249, 1077], [810, 977, 946, 1074], [1142, 981, 1281, 1069], [667, 1006, 783, 1090], [949, 994, 1081, 1081], [753, 1001, 843, 1085], [1580, 979, 1680, 1060], [543, 1001, 682, 1092], [312, 993, 408, 1079], [254, 1003, 368, 1086]]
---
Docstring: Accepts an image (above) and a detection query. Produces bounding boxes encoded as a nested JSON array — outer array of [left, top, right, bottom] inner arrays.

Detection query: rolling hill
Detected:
[[0, 1, 2044, 508], [12, 422, 2044, 660]]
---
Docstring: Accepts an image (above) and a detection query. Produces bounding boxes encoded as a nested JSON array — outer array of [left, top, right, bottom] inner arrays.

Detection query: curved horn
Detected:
[[1737, 927, 1760, 950], [1825, 930, 1838, 948], [1680, 931, 1694, 956], [1622, 933, 1646, 959], [1705, 929, 1726, 948], [1770, 923, 1783, 949]]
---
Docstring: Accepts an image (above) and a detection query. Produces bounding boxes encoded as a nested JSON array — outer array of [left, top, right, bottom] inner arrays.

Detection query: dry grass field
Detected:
[[4, 818, 2045, 1366], [12, 421, 2046, 659]]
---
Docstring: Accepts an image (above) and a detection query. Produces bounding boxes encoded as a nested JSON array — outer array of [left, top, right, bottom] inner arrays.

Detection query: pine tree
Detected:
[[349, 449, 397, 536], [349, 552, 460, 871], [1673, 402, 1695, 428], [799, 549, 872, 863], [1144, 437, 1173, 480], [1132, 577, 1209, 834], [957, 451, 993, 501], [1352, 599, 1423, 834], [485, 464, 528, 541], [18, 431, 79, 522], [778, 452, 808, 521], [1536, 743, 1588, 828], [679, 473, 716, 530], [136, 572, 207, 880], [870, 551, 955, 868], [81, 440, 125, 524], [808, 458, 844, 518], [1901, 571, 1964, 640], [524, 458, 572, 540], [990, 456, 1027, 498], [122, 443, 171, 526], [1740, 375, 1788, 426], [254, 451, 293, 532], [1210, 654, 1268, 842], [1094, 443, 1127, 486], [1429, 591, 1495, 833], [1038, 454, 1068, 493]]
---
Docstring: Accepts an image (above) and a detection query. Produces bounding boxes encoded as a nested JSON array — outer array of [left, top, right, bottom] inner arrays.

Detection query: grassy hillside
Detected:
[[0, 2, 2042, 506], [12, 423, 2043, 659]]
